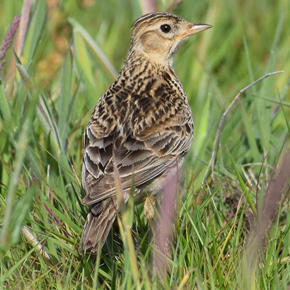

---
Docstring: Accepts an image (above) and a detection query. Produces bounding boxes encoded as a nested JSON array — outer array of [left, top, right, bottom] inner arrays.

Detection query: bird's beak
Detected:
[[177, 23, 212, 39]]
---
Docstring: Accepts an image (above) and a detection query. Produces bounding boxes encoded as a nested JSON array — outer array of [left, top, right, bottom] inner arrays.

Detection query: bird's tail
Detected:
[[79, 197, 117, 254]]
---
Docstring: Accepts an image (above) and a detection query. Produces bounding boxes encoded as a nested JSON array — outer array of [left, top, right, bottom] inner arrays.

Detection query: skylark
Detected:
[[80, 12, 211, 254]]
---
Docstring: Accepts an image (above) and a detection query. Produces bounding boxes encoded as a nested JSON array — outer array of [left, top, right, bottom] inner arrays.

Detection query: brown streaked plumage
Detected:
[[79, 12, 212, 254]]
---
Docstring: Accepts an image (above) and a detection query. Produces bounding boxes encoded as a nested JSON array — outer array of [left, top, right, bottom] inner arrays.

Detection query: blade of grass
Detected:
[[22, 0, 46, 67], [37, 93, 62, 155], [278, 93, 290, 134], [239, 101, 260, 160], [69, 17, 118, 81], [243, 36, 255, 85], [43, 201, 81, 233], [73, 31, 95, 86], [9, 187, 35, 246], [255, 16, 283, 153], [58, 48, 73, 150], [0, 118, 32, 252], [0, 84, 11, 121], [227, 149, 256, 215]]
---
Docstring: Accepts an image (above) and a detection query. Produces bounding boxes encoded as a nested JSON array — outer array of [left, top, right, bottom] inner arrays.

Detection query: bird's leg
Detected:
[[144, 196, 156, 235]]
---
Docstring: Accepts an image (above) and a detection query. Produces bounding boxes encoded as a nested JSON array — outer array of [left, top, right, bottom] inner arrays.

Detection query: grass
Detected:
[[0, 0, 290, 289]]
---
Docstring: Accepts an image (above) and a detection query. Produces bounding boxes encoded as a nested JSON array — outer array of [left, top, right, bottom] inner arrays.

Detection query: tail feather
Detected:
[[79, 197, 117, 254]]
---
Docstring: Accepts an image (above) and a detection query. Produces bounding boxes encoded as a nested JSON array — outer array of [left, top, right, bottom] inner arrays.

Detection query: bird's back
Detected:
[[82, 57, 193, 206]]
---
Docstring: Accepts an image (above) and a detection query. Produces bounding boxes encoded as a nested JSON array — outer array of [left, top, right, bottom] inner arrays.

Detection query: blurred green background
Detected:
[[0, 0, 289, 289]]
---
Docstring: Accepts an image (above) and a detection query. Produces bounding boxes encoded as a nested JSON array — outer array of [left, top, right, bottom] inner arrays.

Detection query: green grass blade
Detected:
[[9, 187, 35, 246], [243, 36, 254, 85], [74, 31, 95, 86], [239, 101, 260, 160], [228, 149, 256, 215], [22, 0, 46, 67], [194, 89, 210, 158], [44, 201, 81, 233], [37, 93, 62, 154], [0, 118, 33, 252], [69, 17, 118, 81], [58, 48, 73, 150], [0, 84, 11, 121]]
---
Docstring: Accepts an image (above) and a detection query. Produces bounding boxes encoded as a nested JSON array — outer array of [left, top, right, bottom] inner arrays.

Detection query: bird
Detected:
[[79, 12, 212, 254]]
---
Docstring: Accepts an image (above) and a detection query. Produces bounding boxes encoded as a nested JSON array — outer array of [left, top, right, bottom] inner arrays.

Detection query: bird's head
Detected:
[[128, 12, 212, 67]]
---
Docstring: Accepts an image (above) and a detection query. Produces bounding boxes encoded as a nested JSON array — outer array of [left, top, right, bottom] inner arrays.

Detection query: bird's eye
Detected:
[[160, 24, 171, 33]]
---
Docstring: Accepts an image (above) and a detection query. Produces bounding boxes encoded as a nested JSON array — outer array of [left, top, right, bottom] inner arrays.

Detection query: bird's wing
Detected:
[[82, 93, 193, 206]]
